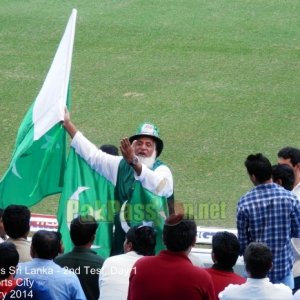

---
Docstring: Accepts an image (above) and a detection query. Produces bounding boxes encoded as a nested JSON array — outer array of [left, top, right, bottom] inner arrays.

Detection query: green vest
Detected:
[[111, 159, 168, 255]]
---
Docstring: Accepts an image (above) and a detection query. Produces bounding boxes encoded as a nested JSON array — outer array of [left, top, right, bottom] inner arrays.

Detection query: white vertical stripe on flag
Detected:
[[33, 8, 77, 141]]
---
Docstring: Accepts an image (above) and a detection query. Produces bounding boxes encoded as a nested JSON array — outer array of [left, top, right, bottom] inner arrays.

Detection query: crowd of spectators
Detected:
[[2, 147, 300, 299]]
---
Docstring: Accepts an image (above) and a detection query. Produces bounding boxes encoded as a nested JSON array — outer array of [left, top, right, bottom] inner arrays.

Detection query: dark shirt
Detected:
[[54, 246, 104, 300]]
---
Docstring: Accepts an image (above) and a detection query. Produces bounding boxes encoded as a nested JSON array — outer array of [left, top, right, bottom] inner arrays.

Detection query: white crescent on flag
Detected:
[[120, 201, 130, 233], [69, 186, 90, 201]]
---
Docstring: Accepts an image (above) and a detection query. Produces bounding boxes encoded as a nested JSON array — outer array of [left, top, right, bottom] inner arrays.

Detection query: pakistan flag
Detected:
[[0, 9, 77, 208], [57, 148, 116, 258]]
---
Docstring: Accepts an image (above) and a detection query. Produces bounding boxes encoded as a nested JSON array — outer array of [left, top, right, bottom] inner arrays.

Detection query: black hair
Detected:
[[272, 164, 294, 191], [244, 153, 272, 183], [0, 242, 19, 280], [32, 230, 62, 259], [278, 147, 300, 166], [244, 242, 272, 279], [126, 225, 156, 256], [2, 205, 30, 238], [163, 214, 196, 252], [212, 231, 240, 270], [100, 144, 119, 156], [70, 215, 98, 246]]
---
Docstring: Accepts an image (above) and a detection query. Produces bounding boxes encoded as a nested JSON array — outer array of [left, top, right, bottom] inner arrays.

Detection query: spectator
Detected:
[[99, 144, 119, 156], [55, 215, 104, 300], [0, 209, 7, 242], [272, 164, 295, 191], [16, 230, 86, 300], [206, 231, 246, 299], [2, 205, 31, 262], [0, 242, 51, 300], [237, 153, 300, 288], [99, 224, 156, 300], [277, 150, 300, 290], [219, 242, 293, 299], [127, 214, 215, 300], [63, 110, 174, 255], [278, 147, 300, 198]]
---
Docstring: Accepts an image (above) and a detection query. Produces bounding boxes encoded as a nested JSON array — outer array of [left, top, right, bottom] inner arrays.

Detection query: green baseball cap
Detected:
[[129, 123, 164, 157]]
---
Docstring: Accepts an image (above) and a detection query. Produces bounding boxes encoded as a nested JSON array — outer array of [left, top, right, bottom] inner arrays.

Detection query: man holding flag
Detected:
[[63, 110, 174, 255]]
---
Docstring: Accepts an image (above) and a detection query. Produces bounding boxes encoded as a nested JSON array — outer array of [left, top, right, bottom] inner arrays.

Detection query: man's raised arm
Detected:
[[62, 108, 78, 138]]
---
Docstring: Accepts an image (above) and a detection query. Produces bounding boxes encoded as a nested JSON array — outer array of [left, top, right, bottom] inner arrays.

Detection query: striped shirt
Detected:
[[237, 183, 300, 282]]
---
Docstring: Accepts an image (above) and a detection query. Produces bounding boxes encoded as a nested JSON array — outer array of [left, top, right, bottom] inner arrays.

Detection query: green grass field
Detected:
[[1, 0, 300, 227]]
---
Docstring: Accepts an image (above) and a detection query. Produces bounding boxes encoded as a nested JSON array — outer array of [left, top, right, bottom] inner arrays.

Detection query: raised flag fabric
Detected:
[[57, 148, 116, 258], [0, 9, 77, 208]]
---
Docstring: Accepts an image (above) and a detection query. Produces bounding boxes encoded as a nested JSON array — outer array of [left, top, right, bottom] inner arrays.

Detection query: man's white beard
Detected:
[[137, 151, 157, 169]]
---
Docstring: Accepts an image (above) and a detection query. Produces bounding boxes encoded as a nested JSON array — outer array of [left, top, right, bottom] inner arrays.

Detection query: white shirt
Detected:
[[71, 132, 173, 198], [293, 289, 300, 299], [292, 183, 300, 274], [293, 183, 300, 200], [7, 237, 32, 262], [99, 251, 143, 300], [219, 278, 293, 300]]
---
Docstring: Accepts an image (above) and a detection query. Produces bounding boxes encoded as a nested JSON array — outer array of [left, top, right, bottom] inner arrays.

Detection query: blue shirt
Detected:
[[16, 258, 86, 300], [3, 279, 52, 300], [237, 183, 300, 282]]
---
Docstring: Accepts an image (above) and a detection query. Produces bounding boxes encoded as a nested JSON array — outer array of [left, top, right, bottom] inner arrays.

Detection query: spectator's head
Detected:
[[0, 242, 19, 280], [100, 144, 119, 156], [0, 209, 7, 239], [2, 205, 30, 239], [31, 230, 62, 259], [244, 242, 272, 279], [272, 164, 294, 191], [278, 147, 300, 187], [211, 231, 240, 270], [244, 153, 272, 184], [129, 123, 163, 168], [278, 147, 300, 167], [163, 214, 196, 252], [124, 225, 156, 256], [70, 215, 98, 247]]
